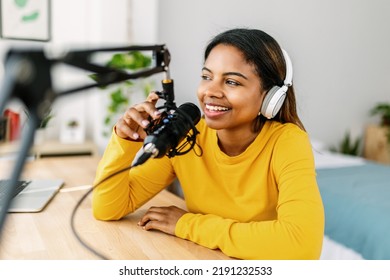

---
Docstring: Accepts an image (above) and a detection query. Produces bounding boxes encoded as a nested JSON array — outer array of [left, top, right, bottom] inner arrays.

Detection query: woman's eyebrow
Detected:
[[202, 67, 248, 80], [223, 71, 248, 80]]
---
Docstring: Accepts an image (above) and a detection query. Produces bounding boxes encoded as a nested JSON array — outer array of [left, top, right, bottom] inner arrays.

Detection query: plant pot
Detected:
[[34, 128, 46, 145], [382, 116, 390, 126]]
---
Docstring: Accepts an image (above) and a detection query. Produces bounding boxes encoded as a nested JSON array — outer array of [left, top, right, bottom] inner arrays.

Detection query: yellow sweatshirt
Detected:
[[92, 119, 324, 260]]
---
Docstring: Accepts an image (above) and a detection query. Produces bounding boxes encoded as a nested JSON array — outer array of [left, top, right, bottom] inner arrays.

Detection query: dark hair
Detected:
[[204, 28, 305, 131]]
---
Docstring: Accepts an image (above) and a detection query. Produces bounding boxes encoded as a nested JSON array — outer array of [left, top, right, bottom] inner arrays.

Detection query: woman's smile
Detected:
[[203, 103, 231, 118]]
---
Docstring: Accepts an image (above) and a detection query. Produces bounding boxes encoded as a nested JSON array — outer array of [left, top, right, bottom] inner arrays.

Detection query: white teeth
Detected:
[[205, 104, 229, 111]]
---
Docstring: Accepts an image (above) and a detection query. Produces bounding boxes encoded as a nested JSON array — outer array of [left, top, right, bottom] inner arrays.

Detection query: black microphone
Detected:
[[132, 102, 201, 167]]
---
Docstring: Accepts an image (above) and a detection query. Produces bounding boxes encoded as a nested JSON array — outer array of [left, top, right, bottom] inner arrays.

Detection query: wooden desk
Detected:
[[0, 157, 230, 260]]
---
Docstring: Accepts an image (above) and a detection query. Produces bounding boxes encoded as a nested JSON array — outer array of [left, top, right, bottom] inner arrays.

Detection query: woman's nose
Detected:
[[203, 82, 224, 98]]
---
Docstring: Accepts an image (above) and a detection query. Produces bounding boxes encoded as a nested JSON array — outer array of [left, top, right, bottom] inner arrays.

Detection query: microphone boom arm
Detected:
[[56, 45, 170, 95]]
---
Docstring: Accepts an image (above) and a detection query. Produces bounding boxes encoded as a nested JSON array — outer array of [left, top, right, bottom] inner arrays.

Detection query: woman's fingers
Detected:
[[114, 93, 161, 140], [138, 206, 187, 236], [146, 91, 160, 103]]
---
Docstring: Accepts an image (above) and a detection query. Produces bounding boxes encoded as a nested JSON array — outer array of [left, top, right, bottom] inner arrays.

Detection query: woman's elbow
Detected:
[[92, 200, 131, 221], [93, 207, 116, 221]]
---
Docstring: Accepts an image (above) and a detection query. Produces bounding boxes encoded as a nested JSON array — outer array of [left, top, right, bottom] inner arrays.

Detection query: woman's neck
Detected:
[[216, 129, 260, 156]]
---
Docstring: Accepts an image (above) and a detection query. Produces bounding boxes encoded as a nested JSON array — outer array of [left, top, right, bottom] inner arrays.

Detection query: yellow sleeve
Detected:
[[92, 131, 175, 220], [176, 213, 321, 259], [175, 128, 324, 260]]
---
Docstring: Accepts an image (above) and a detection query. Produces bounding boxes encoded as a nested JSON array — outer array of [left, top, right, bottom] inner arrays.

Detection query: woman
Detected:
[[92, 28, 324, 259]]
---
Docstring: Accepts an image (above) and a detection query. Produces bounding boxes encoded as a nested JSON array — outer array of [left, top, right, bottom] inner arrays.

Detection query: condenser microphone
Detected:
[[132, 102, 201, 167]]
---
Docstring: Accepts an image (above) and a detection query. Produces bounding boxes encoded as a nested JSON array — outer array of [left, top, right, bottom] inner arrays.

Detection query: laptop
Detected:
[[0, 178, 64, 213]]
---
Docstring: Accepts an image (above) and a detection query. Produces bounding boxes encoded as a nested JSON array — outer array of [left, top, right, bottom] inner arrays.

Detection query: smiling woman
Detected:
[[92, 28, 324, 260]]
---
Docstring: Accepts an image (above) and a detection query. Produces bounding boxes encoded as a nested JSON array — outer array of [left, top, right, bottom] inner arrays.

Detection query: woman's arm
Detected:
[[92, 131, 177, 220], [92, 92, 175, 220]]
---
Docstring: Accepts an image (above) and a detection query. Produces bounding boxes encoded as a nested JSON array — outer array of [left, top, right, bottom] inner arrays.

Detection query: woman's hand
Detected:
[[114, 92, 161, 140], [138, 206, 188, 235]]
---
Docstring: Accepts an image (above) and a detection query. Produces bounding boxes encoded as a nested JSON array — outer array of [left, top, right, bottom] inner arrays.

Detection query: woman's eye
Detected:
[[226, 79, 240, 86], [201, 74, 211, 81]]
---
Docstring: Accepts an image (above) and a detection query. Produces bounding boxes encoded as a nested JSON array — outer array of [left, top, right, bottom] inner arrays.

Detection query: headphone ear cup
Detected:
[[260, 86, 287, 119]]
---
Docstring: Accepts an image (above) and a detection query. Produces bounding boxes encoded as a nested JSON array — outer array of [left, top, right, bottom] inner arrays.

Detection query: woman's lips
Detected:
[[203, 103, 231, 118]]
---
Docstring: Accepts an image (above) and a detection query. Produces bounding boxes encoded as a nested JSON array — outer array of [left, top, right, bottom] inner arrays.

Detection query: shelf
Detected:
[[0, 140, 99, 159]]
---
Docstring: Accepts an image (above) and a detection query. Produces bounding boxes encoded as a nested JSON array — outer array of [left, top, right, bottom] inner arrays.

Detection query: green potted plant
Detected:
[[24, 108, 53, 145], [24, 108, 53, 129], [39, 110, 54, 129], [330, 131, 361, 156], [90, 51, 154, 136], [370, 102, 390, 143], [370, 102, 390, 126]]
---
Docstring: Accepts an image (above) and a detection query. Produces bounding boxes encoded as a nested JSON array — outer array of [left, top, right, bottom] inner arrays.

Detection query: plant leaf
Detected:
[[107, 51, 152, 70]]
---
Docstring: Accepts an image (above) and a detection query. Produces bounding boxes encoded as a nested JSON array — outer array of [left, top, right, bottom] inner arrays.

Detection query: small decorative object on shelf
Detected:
[[2, 109, 20, 142], [60, 117, 85, 144], [26, 108, 53, 145]]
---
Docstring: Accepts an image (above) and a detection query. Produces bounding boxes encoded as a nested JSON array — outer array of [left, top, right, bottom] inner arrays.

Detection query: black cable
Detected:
[[70, 164, 134, 260]]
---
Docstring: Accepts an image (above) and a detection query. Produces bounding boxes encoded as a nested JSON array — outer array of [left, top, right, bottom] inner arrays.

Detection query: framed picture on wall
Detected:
[[0, 0, 51, 41]]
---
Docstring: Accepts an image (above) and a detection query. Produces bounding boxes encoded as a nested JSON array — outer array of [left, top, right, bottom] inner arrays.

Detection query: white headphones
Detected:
[[260, 49, 293, 119]]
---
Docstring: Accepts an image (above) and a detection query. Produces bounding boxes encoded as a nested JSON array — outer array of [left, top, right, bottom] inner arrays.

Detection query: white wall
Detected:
[[156, 0, 390, 149]]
